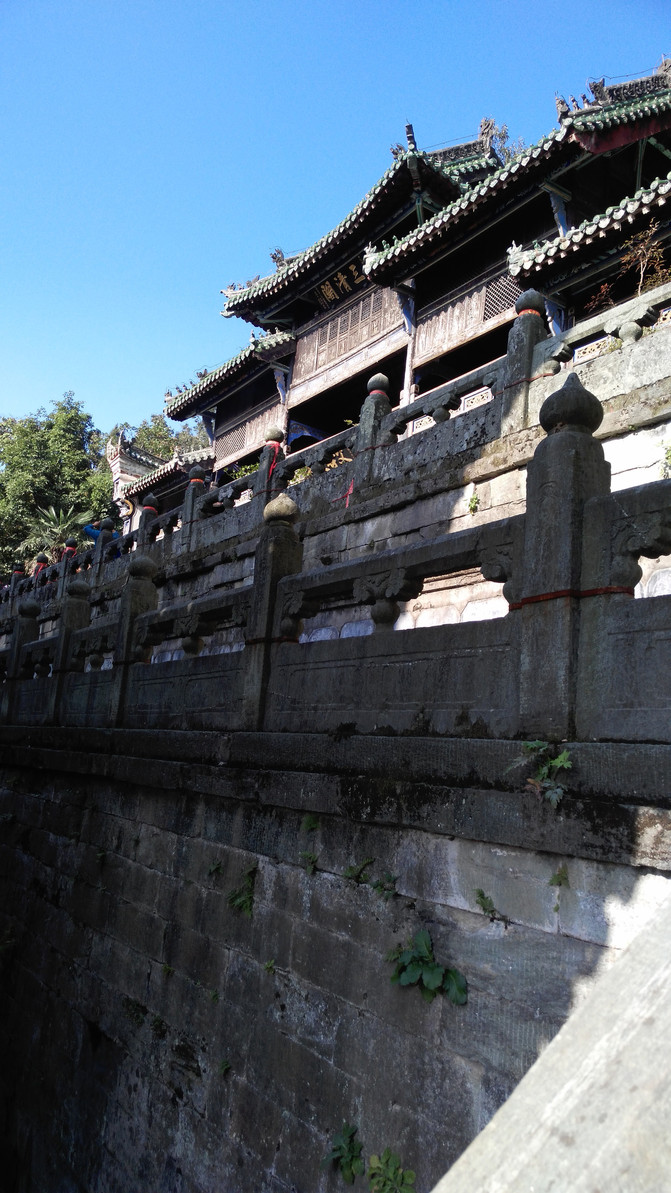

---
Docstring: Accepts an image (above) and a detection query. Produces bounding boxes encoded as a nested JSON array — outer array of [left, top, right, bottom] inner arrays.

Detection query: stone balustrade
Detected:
[[2, 286, 671, 740]]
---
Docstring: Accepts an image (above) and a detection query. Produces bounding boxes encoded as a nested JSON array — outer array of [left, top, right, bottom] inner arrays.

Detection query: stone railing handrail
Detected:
[[535, 277, 671, 371]]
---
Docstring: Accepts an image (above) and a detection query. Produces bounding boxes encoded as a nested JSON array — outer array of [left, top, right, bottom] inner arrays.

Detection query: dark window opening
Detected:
[[286, 347, 407, 450], [415, 323, 510, 396]]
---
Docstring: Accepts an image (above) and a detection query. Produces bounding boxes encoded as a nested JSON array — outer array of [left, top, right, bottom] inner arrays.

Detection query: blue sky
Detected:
[[1, 0, 669, 433]]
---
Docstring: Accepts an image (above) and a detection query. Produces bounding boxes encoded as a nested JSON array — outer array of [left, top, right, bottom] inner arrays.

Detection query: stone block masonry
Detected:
[[1, 724, 670, 1191], [1, 286, 671, 1190]]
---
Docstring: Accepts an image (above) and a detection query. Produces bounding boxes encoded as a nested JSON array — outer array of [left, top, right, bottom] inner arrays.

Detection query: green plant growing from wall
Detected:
[[506, 741, 572, 808], [227, 866, 256, 918], [367, 1147, 415, 1191], [208, 859, 223, 877], [300, 812, 320, 833], [219, 1058, 231, 1077], [549, 864, 569, 888], [151, 1015, 167, 1039], [475, 888, 510, 926], [288, 465, 312, 486], [264, 959, 276, 974], [344, 857, 374, 884], [321, 1122, 365, 1185], [210, 989, 219, 1003], [663, 446, 671, 479], [231, 460, 258, 479], [162, 963, 174, 978], [386, 929, 467, 1005], [122, 997, 147, 1027], [371, 872, 398, 902], [300, 851, 319, 876], [468, 490, 480, 515]]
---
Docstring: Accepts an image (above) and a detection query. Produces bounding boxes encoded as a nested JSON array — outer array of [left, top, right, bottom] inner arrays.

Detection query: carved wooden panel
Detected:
[[293, 289, 402, 384], [214, 402, 282, 468], [415, 286, 486, 365], [415, 273, 521, 367]]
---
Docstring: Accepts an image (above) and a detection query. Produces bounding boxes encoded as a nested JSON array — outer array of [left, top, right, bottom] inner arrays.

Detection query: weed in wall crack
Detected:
[[506, 740, 572, 808], [151, 1015, 167, 1039], [549, 863, 570, 888], [321, 1122, 364, 1186], [218, 1058, 231, 1077], [386, 929, 467, 1005], [475, 888, 510, 927], [371, 872, 398, 902], [344, 857, 374, 884], [299, 851, 318, 876], [122, 997, 147, 1027], [227, 866, 256, 918], [368, 1147, 415, 1191], [264, 959, 276, 974], [300, 812, 320, 833]]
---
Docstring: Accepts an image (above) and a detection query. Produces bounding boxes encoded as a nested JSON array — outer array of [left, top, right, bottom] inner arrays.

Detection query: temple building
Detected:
[[107, 432, 215, 530], [153, 62, 671, 496]]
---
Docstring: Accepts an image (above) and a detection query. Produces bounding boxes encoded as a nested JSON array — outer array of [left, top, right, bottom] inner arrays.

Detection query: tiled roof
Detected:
[[106, 439, 167, 468], [220, 151, 461, 316], [363, 81, 671, 281], [123, 446, 214, 499], [363, 129, 570, 277], [122, 443, 167, 468], [164, 330, 295, 418], [507, 172, 671, 276], [559, 88, 671, 136]]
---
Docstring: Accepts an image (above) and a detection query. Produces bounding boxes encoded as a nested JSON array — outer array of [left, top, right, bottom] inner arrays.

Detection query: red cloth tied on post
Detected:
[[265, 440, 281, 479]]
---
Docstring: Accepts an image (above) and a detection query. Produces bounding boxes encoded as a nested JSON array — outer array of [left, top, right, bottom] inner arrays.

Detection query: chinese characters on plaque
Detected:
[[312, 259, 368, 309]]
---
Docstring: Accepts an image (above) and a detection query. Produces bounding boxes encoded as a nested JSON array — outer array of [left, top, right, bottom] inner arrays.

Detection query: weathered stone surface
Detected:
[[430, 889, 671, 1193]]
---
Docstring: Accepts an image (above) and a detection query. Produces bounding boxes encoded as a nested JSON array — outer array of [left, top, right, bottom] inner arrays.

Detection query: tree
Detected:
[[18, 504, 94, 563], [0, 392, 112, 575], [489, 121, 527, 165], [619, 221, 671, 296], [584, 220, 671, 313], [114, 414, 210, 460]]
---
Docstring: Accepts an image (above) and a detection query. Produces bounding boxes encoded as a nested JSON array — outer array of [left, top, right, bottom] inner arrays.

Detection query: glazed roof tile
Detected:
[[363, 129, 570, 277], [507, 172, 671, 276], [221, 150, 463, 316], [364, 83, 671, 280], [164, 330, 295, 419], [123, 446, 215, 499], [560, 87, 671, 134]]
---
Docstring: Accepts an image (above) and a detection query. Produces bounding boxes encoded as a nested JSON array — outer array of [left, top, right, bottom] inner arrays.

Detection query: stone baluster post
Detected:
[[46, 578, 91, 724], [241, 493, 302, 730], [136, 494, 159, 551], [56, 539, 79, 600], [252, 427, 286, 510], [501, 290, 550, 436], [8, 565, 25, 615], [516, 372, 610, 738], [91, 517, 117, 584], [0, 597, 40, 723], [111, 555, 159, 726], [353, 373, 393, 490], [175, 465, 206, 555]]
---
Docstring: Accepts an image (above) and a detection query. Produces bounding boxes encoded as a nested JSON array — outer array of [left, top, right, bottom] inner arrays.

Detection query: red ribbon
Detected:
[[508, 585, 634, 610], [331, 478, 354, 509], [265, 440, 281, 478]]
